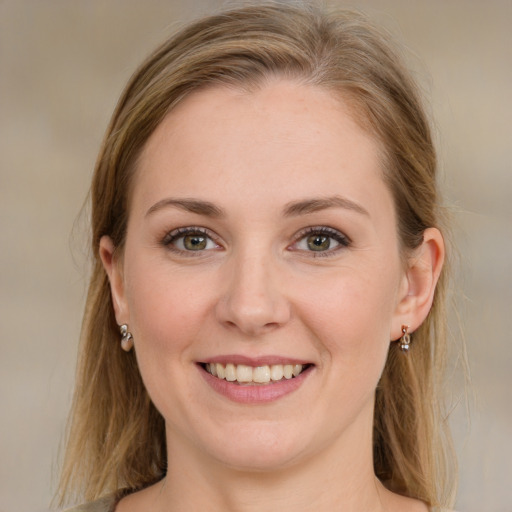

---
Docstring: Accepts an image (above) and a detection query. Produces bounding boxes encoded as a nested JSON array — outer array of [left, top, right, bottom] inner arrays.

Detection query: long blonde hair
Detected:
[[59, 3, 456, 508]]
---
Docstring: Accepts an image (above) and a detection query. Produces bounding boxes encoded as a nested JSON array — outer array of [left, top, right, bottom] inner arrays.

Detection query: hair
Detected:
[[59, 2, 456, 509]]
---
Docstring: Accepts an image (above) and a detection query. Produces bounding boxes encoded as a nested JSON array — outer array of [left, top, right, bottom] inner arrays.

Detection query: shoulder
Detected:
[[63, 495, 117, 512]]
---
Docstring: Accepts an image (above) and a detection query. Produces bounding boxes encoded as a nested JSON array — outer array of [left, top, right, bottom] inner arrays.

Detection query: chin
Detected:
[[199, 422, 315, 473], [214, 446, 303, 473]]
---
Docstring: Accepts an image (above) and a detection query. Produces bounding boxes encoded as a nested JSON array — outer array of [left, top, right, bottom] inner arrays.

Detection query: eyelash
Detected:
[[160, 226, 351, 257], [290, 226, 351, 257], [161, 227, 221, 255]]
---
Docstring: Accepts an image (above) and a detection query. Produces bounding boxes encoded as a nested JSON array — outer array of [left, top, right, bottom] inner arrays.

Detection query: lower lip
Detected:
[[198, 365, 312, 404]]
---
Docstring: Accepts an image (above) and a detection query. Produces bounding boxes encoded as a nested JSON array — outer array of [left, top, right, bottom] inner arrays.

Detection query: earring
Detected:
[[398, 325, 411, 352], [119, 324, 134, 352], [397, 325, 411, 353]]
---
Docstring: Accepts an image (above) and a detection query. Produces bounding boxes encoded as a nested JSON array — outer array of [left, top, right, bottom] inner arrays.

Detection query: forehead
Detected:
[[133, 80, 392, 219]]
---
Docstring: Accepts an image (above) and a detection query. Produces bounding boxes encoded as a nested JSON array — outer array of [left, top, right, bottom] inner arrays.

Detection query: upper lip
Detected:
[[199, 354, 313, 366]]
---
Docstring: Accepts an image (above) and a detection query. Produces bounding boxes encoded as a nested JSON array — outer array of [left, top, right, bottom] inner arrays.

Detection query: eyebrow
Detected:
[[145, 198, 225, 218], [145, 195, 369, 219], [283, 195, 370, 217]]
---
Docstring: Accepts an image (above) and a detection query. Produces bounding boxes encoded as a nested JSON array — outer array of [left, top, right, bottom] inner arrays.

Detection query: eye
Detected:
[[162, 227, 220, 253], [291, 227, 350, 255]]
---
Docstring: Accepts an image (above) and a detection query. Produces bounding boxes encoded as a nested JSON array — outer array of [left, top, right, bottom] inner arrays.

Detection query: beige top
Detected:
[[64, 495, 117, 512]]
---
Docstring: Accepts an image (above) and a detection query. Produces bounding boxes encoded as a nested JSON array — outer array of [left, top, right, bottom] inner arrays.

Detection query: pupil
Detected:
[[184, 235, 207, 250], [307, 235, 329, 251]]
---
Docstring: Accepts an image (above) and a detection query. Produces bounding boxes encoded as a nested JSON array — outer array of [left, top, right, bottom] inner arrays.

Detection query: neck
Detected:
[[154, 414, 387, 512]]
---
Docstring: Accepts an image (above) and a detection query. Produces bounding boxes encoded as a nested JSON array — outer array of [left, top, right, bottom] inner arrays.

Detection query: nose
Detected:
[[215, 252, 291, 336]]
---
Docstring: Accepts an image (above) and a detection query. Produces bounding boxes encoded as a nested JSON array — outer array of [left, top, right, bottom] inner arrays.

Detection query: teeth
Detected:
[[216, 363, 225, 379], [253, 365, 270, 383], [205, 363, 306, 383], [270, 365, 284, 381], [225, 363, 236, 382], [236, 364, 253, 383], [283, 364, 293, 379]]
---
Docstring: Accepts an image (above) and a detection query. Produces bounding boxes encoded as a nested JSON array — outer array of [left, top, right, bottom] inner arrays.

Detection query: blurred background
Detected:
[[0, 1, 510, 511]]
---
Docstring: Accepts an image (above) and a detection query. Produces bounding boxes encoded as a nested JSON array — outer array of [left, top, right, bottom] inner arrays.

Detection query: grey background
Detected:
[[1, 1, 511, 511]]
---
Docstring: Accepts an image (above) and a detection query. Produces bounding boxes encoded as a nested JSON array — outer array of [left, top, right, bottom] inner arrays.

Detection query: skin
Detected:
[[100, 79, 443, 511]]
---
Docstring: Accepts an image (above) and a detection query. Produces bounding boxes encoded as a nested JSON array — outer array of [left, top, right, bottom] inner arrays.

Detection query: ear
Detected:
[[99, 235, 129, 325], [391, 227, 445, 340]]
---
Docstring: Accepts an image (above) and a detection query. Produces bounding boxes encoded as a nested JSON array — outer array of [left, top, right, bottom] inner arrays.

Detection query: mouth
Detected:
[[200, 362, 312, 385]]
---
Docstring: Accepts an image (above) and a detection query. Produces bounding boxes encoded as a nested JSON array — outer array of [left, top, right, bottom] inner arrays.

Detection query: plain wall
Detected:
[[1, 1, 511, 511]]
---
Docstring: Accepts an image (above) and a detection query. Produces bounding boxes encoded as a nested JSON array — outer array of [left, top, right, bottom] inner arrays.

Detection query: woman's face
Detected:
[[104, 80, 411, 471]]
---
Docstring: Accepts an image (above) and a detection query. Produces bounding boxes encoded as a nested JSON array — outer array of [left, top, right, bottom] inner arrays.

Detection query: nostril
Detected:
[[214, 268, 291, 334]]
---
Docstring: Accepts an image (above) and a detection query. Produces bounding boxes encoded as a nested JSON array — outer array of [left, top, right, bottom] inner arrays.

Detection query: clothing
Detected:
[[63, 494, 117, 512]]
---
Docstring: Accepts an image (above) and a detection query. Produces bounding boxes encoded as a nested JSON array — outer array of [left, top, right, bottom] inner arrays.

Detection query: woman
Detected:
[[59, 3, 456, 511]]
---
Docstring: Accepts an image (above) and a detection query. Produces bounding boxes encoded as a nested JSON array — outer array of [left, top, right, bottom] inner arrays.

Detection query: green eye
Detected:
[[306, 234, 331, 251], [163, 227, 219, 253], [292, 227, 350, 255], [183, 234, 207, 250]]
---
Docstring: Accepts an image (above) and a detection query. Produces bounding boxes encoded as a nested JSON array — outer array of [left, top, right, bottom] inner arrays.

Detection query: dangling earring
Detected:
[[120, 324, 134, 352], [398, 325, 411, 352]]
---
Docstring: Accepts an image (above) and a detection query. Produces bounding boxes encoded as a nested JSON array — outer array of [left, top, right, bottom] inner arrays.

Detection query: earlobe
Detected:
[[391, 227, 445, 340], [99, 235, 128, 324]]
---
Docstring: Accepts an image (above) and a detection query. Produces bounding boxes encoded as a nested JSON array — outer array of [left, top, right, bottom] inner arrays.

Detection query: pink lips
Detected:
[[204, 354, 311, 366], [198, 356, 313, 404]]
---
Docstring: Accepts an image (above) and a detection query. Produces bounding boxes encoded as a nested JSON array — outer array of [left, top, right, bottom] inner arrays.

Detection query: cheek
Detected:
[[126, 255, 206, 332], [123, 258, 212, 381], [296, 263, 399, 368], [280, 267, 399, 443], [122, 262, 207, 419]]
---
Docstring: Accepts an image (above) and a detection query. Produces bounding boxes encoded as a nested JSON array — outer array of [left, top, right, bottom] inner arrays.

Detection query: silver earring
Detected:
[[398, 325, 411, 352], [120, 324, 134, 352]]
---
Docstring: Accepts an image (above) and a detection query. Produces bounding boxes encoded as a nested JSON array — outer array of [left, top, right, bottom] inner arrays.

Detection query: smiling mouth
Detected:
[[201, 363, 312, 385]]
